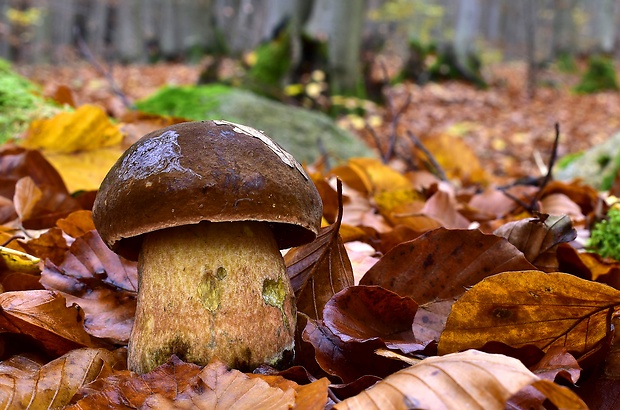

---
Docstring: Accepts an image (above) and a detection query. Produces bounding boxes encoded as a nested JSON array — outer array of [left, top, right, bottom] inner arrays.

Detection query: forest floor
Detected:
[[16, 60, 620, 183]]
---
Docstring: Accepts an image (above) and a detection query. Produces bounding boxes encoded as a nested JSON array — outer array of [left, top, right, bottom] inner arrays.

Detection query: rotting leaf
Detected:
[[41, 230, 137, 343], [494, 213, 577, 272], [335, 350, 586, 410], [0, 348, 124, 410], [0, 290, 94, 357], [285, 179, 354, 319], [439, 270, 620, 360]]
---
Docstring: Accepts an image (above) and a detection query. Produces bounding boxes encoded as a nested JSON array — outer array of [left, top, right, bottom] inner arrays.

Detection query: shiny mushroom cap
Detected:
[[93, 120, 323, 260]]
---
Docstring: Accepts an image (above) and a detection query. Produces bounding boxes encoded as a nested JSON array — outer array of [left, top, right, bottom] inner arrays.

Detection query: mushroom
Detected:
[[92, 120, 322, 374]]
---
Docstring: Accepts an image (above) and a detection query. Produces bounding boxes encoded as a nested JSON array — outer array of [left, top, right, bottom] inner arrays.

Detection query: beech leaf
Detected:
[[335, 350, 586, 410], [0, 348, 123, 409], [41, 230, 137, 343], [360, 227, 535, 303], [439, 270, 620, 358], [285, 180, 354, 319], [0, 290, 94, 356]]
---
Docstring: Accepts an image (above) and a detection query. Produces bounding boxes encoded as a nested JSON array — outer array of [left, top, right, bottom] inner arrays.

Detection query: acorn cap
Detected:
[[92, 120, 323, 260]]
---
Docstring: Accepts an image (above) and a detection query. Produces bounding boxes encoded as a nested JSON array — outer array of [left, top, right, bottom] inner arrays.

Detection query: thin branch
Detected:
[[74, 27, 135, 110], [378, 60, 411, 163], [528, 123, 561, 210], [406, 130, 448, 181]]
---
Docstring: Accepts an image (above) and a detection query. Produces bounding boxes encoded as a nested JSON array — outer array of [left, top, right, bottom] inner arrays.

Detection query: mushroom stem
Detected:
[[128, 221, 296, 374]]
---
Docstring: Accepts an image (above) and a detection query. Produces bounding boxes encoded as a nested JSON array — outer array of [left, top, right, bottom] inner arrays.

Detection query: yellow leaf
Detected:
[[0, 246, 40, 274], [331, 158, 413, 196], [23, 104, 123, 153], [439, 270, 620, 357], [421, 133, 488, 184], [45, 146, 125, 192]]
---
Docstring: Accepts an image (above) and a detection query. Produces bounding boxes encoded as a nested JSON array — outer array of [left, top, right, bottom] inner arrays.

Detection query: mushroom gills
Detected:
[[128, 220, 296, 374]]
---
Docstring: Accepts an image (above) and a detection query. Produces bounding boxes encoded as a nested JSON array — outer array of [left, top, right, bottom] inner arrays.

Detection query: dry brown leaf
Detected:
[[360, 227, 536, 303], [0, 290, 94, 356], [285, 181, 354, 319], [140, 358, 296, 409], [0, 348, 124, 409], [41, 230, 137, 343], [19, 227, 69, 265], [323, 285, 420, 352], [494, 214, 577, 272], [335, 350, 586, 410], [13, 177, 42, 223], [439, 270, 620, 359]]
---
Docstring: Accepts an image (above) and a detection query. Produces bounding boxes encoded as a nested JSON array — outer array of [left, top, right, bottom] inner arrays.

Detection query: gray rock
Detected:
[[555, 131, 620, 190], [135, 85, 375, 164]]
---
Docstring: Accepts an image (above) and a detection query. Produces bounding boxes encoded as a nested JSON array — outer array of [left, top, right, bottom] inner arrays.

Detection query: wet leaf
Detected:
[[41, 230, 137, 343], [494, 213, 577, 271], [335, 350, 586, 410], [360, 227, 535, 303], [439, 270, 620, 359], [0, 290, 94, 357], [0, 348, 124, 409], [323, 286, 421, 352], [285, 180, 354, 319]]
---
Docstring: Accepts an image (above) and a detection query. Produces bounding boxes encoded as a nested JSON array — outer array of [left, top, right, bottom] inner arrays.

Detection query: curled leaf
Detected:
[[335, 350, 586, 410]]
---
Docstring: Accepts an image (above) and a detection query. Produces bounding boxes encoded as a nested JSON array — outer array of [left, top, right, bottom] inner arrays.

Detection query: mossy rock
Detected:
[[0, 59, 62, 144], [555, 131, 620, 190], [134, 84, 375, 163], [574, 55, 619, 94]]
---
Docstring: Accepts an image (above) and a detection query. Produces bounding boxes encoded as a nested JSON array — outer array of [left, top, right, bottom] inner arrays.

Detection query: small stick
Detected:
[[406, 130, 448, 181], [379, 60, 411, 163], [528, 123, 561, 210]]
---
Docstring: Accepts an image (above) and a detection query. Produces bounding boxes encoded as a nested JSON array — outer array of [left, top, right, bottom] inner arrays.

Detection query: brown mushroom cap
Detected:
[[93, 120, 322, 260]]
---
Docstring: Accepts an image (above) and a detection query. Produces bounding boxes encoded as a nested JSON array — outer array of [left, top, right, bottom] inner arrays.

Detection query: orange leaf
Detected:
[[12, 176, 42, 223], [439, 270, 620, 359], [0, 348, 124, 409], [0, 290, 94, 357]]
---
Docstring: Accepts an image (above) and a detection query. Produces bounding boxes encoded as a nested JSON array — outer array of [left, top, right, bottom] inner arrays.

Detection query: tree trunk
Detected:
[[551, 0, 578, 59], [524, 0, 536, 99], [453, 0, 480, 75], [326, 0, 366, 95], [595, 0, 616, 54]]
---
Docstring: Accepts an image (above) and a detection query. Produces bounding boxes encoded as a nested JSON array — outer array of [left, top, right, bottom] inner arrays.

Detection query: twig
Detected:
[[74, 27, 135, 110], [406, 130, 448, 181], [528, 123, 560, 210]]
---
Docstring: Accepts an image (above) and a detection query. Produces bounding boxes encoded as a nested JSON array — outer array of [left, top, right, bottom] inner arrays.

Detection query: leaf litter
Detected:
[[0, 61, 618, 408]]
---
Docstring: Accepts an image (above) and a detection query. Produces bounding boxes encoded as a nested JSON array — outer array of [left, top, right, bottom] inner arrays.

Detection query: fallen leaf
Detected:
[[302, 318, 406, 384], [335, 350, 586, 410], [360, 227, 535, 303], [19, 227, 69, 265], [0, 348, 124, 409], [494, 213, 577, 272], [439, 270, 620, 359], [23, 104, 123, 153], [285, 180, 354, 319], [323, 285, 421, 353], [41, 230, 137, 342], [56, 210, 96, 238], [0, 290, 94, 356]]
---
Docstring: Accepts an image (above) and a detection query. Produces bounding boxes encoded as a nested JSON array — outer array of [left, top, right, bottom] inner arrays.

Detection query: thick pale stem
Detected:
[[128, 221, 296, 374]]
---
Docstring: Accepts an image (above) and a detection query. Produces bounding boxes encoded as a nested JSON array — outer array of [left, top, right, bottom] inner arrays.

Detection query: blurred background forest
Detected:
[[2, 0, 620, 186]]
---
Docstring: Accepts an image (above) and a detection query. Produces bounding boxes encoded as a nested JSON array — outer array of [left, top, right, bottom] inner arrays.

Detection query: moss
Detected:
[[588, 208, 620, 260], [556, 151, 584, 170], [134, 84, 234, 120], [556, 52, 578, 73], [0, 59, 61, 144], [574, 55, 619, 94]]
